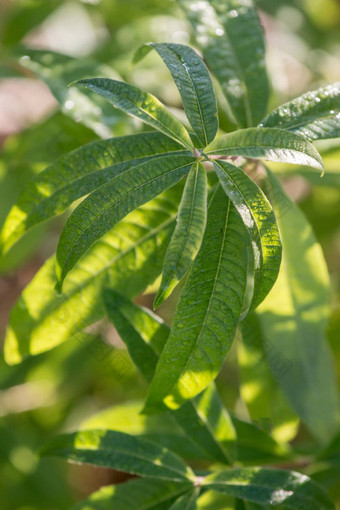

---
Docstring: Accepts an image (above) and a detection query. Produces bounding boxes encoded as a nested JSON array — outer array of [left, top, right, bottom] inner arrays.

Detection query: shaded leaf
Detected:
[[144, 185, 249, 412], [56, 154, 194, 291], [260, 82, 340, 140], [134, 42, 218, 147], [74, 78, 193, 149], [214, 160, 281, 309], [0, 132, 186, 256], [206, 128, 324, 172], [202, 467, 335, 509], [41, 429, 195, 482], [178, 0, 269, 127], [169, 490, 198, 509], [155, 162, 207, 308]]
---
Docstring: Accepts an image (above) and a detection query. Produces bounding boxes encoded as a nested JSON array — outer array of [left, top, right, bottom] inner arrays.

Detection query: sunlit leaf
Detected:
[[155, 162, 207, 308], [56, 154, 194, 291], [260, 82, 340, 140], [206, 128, 324, 172], [178, 0, 269, 127], [4, 189, 181, 364], [74, 78, 194, 149], [41, 429, 195, 482], [202, 467, 335, 509], [0, 132, 186, 256], [134, 42, 218, 147], [214, 160, 281, 309], [144, 185, 249, 412]]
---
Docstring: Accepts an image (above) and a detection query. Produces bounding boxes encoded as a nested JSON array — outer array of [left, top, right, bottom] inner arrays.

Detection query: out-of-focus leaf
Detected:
[[214, 160, 281, 309], [206, 128, 324, 172], [56, 154, 194, 291], [260, 83, 340, 140], [4, 188, 181, 365], [202, 467, 335, 509], [144, 185, 249, 413], [155, 162, 207, 308], [0, 132, 186, 256], [74, 78, 193, 149], [169, 490, 198, 510], [178, 0, 269, 127], [41, 429, 195, 482], [257, 169, 339, 442], [70, 478, 191, 510], [134, 42, 218, 147]]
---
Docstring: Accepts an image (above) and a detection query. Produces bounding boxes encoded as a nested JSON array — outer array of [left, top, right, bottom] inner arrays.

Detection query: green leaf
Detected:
[[256, 169, 339, 442], [56, 154, 194, 291], [41, 429, 195, 482], [103, 290, 236, 464], [202, 467, 335, 509], [178, 0, 269, 127], [214, 160, 281, 309], [134, 42, 218, 147], [4, 188, 181, 364], [0, 132, 187, 256], [154, 162, 207, 308], [144, 185, 249, 412], [206, 128, 324, 172], [169, 490, 198, 509], [260, 82, 340, 140], [74, 78, 193, 149], [71, 478, 190, 510]]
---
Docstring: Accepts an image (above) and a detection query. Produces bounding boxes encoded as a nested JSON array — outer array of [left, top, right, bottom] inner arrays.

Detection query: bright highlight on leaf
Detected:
[[154, 162, 207, 308]]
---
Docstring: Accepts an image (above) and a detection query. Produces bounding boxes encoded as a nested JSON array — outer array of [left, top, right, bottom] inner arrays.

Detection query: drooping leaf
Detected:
[[257, 169, 339, 442], [214, 160, 281, 309], [260, 82, 340, 140], [202, 467, 335, 509], [41, 429, 195, 482], [0, 132, 187, 256], [56, 154, 194, 291], [169, 490, 198, 510], [71, 478, 190, 510], [74, 78, 193, 149], [154, 162, 207, 308], [4, 188, 181, 365], [134, 42, 218, 147], [103, 289, 236, 464], [144, 185, 249, 413], [178, 0, 269, 128], [206, 128, 324, 172]]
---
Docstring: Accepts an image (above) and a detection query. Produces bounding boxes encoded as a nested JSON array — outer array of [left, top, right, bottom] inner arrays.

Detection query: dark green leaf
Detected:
[[41, 429, 195, 482], [260, 83, 340, 140], [155, 162, 207, 308], [74, 78, 193, 149], [144, 185, 249, 412], [169, 490, 198, 509], [178, 0, 269, 127], [56, 154, 194, 291], [206, 128, 324, 172], [134, 42, 218, 147]]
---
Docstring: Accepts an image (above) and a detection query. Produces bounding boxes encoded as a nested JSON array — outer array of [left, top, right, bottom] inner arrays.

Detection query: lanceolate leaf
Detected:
[[74, 78, 193, 149], [144, 185, 249, 413], [257, 169, 339, 442], [260, 82, 340, 140], [154, 162, 207, 308], [178, 0, 269, 128], [71, 478, 191, 510], [0, 132, 187, 256], [56, 154, 194, 291], [103, 290, 236, 464], [4, 189, 181, 364], [206, 128, 324, 172], [169, 490, 198, 509], [214, 160, 281, 309], [202, 467, 335, 509], [41, 429, 195, 482], [134, 43, 218, 147]]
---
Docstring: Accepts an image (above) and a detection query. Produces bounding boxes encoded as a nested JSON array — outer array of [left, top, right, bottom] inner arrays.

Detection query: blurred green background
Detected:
[[0, 1, 339, 508]]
